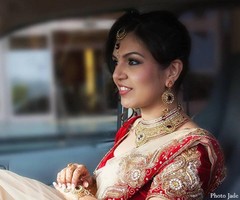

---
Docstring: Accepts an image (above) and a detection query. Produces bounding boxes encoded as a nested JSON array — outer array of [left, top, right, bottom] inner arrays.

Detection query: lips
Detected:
[[118, 85, 132, 95]]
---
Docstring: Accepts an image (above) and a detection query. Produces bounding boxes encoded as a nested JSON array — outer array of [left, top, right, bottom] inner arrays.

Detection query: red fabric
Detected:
[[197, 144, 212, 192], [145, 144, 212, 200], [96, 117, 225, 200], [97, 116, 139, 169]]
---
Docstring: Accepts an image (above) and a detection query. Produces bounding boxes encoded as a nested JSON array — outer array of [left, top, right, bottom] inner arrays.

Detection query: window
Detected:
[[6, 49, 53, 116], [0, 17, 119, 139], [0, 40, 5, 122], [180, 10, 222, 117]]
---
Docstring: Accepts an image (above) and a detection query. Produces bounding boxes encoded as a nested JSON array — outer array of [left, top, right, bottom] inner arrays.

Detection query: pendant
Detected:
[[136, 132, 146, 147]]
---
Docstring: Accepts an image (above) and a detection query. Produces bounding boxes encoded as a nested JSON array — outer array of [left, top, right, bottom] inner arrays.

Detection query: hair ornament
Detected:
[[115, 27, 127, 56], [116, 27, 127, 41]]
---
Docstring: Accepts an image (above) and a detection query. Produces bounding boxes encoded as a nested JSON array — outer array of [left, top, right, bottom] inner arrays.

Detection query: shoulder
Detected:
[[147, 145, 207, 199], [147, 140, 225, 199], [177, 127, 226, 194], [177, 118, 215, 139], [179, 119, 200, 130]]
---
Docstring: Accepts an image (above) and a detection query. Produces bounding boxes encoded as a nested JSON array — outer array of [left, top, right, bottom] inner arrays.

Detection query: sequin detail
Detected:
[[101, 153, 150, 199], [119, 153, 149, 188], [102, 186, 128, 199], [151, 147, 203, 199]]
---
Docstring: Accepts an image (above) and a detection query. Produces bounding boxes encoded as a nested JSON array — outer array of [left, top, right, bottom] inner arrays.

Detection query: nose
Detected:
[[112, 63, 127, 81]]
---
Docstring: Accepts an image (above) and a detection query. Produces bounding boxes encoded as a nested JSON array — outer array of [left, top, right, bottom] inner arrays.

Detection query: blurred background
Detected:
[[0, 0, 240, 199]]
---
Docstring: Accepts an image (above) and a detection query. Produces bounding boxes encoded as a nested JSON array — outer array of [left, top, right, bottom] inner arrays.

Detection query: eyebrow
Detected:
[[112, 51, 145, 59]]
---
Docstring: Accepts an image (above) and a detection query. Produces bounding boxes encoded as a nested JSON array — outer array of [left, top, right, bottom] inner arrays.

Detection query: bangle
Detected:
[[72, 185, 94, 198]]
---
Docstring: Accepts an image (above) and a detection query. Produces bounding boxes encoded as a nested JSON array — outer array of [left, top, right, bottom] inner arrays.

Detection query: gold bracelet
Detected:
[[72, 185, 94, 198]]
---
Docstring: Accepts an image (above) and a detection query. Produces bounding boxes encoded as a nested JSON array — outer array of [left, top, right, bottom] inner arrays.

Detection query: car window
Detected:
[[0, 16, 120, 141]]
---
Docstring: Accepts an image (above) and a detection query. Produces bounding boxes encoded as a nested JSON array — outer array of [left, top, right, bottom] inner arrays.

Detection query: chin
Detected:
[[121, 101, 139, 109], [121, 104, 132, 109], [121, 101, 133, 109]]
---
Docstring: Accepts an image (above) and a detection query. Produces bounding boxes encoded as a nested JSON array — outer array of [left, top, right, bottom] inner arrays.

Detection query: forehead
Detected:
[[113, 32, 148, 54]]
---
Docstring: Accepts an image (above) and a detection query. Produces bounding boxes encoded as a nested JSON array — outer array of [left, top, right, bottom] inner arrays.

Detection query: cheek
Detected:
[[134, 74, 161, 101], [135, 70, 163, 90]]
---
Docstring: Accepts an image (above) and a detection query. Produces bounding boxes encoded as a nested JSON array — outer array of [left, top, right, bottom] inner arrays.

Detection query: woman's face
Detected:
[[112, 32, 168, 111]]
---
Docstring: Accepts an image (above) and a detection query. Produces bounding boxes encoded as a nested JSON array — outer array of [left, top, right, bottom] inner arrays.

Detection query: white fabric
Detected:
[[0, 128, 208, 200], [0, 170, 64, 200]]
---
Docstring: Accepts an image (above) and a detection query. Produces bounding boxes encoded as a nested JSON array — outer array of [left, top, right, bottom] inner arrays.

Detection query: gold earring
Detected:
[[162, 87, 174, 105]]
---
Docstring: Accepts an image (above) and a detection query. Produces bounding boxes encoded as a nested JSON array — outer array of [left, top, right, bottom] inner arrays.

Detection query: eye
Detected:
[[112, 58, 118, 66], [128, 58, 141, 66]]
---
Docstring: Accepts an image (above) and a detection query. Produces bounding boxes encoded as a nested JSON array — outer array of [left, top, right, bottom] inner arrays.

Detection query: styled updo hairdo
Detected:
[[105, 9, 191, 91]]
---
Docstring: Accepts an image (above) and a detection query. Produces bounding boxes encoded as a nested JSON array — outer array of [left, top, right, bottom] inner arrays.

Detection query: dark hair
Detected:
[[105, 10, 191, 90]]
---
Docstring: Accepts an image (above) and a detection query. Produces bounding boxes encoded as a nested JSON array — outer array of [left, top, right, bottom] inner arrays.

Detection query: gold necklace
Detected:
[[134, 106, 188, 147]]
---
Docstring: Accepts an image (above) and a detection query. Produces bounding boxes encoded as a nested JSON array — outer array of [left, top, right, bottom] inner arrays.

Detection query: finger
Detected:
[[53, 182, 65, 192], [57, 172, 61, 183], [83, 180, 89, 188], [57, 169, 66, 184], [65, 165, 76, 184], [72, 167, 82, 186], [81, 174, 93, 188], [72, 165, 89, 186], [53, 182, 72, 197]]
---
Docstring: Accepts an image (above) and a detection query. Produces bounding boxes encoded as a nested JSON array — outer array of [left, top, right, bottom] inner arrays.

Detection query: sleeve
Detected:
[[146, 145, 211, 200]]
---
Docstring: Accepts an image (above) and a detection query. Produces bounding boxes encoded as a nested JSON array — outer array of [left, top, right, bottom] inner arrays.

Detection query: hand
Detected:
[[56, 163, 94, 190], [53, 182, 96, 200], [53, 182, 78, 200]]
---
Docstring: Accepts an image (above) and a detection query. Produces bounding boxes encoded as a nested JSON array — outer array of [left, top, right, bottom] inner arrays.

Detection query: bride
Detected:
[[0, 10, 226, 200]]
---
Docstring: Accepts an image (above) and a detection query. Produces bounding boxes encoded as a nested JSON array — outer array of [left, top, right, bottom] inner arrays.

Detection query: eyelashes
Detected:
[[128, 58, 141, 65], [111, 58, 142, 67], [112, 59, 118, 67]]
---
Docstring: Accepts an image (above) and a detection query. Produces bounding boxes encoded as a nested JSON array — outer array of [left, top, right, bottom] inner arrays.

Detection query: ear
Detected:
[[165, 59, 183, 87]]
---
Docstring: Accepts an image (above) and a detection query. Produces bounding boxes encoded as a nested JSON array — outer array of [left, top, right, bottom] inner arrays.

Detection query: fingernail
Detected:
[[71, 183, 75, 189], [83, 181, 89, 188], [67, 183, 71, 189], [58, 183, 62, 187], [53, 182, 57, 186], [62, 184, 66, 189]]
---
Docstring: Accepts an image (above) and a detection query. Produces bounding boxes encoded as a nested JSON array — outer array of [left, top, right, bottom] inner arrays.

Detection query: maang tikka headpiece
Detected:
[[115, 27, 127, 57]]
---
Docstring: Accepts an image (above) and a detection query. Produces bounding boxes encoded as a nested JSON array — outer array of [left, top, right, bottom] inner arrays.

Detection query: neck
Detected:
[[140, 102, 179, 121]]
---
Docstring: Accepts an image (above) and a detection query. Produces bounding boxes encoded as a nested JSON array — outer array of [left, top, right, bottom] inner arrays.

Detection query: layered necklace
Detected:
[[134, 106, 189, 147]]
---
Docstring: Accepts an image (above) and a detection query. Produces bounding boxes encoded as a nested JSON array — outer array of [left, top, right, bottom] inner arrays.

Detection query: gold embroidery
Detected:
[[151, 147, 204, 199], [100, 129, 212, 199], [102, 153, 150, 199], [102, 185, 128, 199], [118, 153, 149, 188]]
